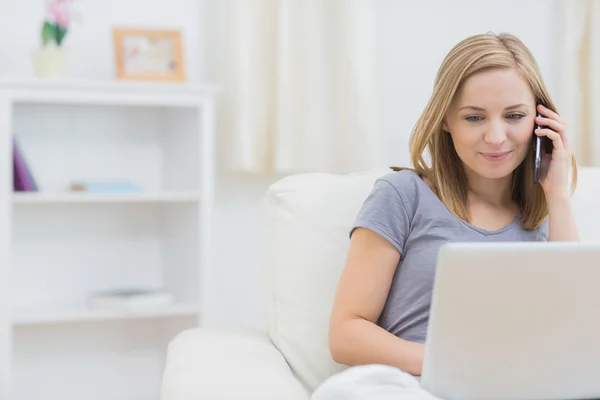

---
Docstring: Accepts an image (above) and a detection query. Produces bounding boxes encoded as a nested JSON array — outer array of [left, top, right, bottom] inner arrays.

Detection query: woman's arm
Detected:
[[328, 227, 425, 376], [547, 195, 579, 241]]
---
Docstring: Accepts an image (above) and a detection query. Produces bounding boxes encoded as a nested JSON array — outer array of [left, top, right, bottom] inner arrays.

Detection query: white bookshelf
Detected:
[[0, 78, 218, 400]]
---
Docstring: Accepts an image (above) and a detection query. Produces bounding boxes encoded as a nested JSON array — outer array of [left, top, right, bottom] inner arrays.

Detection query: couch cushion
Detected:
[[262, 169, 390, 391], [570, 166, 600, 241], [161, 328, 310, 399]]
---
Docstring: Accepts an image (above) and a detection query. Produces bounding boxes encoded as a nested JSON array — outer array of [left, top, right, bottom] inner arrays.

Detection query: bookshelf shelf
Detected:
[[0, 77, 220, 107], [0, 79, 217, 400], [13, 303, 199, 325], [13, 192, 201, 204]]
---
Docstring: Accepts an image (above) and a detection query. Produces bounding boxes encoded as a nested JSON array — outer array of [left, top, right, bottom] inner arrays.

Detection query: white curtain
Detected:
[[556, 0, 599, 166], [210, 0, 381, 174]]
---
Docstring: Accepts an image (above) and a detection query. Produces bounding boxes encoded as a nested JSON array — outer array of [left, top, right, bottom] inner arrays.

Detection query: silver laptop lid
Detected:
[[421, 242, 600, 400]]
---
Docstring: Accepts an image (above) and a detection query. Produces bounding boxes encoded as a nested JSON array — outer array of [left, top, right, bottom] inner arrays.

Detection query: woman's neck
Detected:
[[465, 171, 514, 208]]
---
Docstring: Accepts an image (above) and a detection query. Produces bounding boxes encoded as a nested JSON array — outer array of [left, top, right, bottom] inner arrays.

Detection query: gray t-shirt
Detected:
[[351, 169, 548, 344]]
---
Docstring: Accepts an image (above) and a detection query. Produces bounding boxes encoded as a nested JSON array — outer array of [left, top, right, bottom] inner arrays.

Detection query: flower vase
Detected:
[[32, 46, 66, 78]]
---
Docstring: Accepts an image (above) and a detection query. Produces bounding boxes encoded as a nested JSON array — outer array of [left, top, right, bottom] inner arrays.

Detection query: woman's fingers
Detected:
[[535, 128, 564, 151], [537, 104, 564, 124], [535, 115, 563, 133], [536, 104, 571, 152]]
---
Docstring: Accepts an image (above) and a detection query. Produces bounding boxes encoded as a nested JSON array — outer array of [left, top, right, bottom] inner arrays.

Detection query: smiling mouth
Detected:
[[480, 151, 512, 162]]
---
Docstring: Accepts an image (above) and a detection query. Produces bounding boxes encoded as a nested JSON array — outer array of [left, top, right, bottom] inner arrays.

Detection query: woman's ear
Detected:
[[442, 120, 450, 133]]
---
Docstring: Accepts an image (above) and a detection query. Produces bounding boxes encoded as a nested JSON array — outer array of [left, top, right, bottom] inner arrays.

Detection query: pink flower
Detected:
[[56, 11, 70, 27], [47, 0, 71, 28]]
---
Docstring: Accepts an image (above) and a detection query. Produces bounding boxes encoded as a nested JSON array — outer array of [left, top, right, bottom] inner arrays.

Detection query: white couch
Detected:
[[160, 166, 600, 399]]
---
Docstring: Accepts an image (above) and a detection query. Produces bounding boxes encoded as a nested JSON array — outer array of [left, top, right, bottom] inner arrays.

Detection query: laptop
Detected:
[[420, 241, 600, 400]]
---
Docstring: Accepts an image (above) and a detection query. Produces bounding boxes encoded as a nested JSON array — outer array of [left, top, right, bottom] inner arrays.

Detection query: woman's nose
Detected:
[[484, 122, 507, 145]]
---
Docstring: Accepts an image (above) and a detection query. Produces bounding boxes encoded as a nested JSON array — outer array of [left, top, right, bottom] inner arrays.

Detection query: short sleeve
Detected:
[[350, 178, 412, 254]]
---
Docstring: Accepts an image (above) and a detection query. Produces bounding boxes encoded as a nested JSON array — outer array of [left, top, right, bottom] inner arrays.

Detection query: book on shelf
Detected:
[[69, 181, 142, 193], [13, 137, 38, 192], [87, 288, 174, 311]]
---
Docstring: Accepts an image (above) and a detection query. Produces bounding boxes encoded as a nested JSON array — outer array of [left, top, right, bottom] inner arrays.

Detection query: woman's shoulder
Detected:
[[352, 169, 426, 251], [375, 168, 427, 202]]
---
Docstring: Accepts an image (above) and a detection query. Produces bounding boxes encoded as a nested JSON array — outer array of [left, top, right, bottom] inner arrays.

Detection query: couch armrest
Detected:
[[161, 328, 310, 400]]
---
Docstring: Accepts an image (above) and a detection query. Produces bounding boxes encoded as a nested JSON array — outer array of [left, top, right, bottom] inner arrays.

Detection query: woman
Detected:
[[312, 32, 579, 399]]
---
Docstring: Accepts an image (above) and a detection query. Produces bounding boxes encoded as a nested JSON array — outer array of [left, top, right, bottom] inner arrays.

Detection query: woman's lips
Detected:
[[480, 151, 512, 162]]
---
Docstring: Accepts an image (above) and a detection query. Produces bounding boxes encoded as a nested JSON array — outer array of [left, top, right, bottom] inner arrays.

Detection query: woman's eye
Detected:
[[465, 116, 483, 122], [507, 113, 525, 120]]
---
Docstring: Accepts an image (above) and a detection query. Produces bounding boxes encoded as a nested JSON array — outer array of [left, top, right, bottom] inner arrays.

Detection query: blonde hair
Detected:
[[393, 32, 577, 231]]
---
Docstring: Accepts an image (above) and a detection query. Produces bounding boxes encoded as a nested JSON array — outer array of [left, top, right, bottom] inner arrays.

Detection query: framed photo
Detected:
[[113, 28, 186, 82]]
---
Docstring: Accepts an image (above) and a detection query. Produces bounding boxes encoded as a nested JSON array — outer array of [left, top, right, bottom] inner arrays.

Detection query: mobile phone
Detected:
[[533, 111, 554, 183], [533, 113, 543, 183]]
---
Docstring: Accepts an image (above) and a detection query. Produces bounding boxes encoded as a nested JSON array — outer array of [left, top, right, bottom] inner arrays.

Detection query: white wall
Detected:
[[0, 0, 200, 82], [378, 0, 560, 168], [0, 0, 560, 332]]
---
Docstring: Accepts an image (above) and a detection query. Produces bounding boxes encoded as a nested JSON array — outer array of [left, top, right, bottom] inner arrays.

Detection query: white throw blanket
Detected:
[[311, 364, 442, 400]]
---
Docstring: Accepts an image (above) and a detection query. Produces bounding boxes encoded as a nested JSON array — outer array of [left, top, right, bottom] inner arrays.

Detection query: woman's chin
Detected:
[[475, 165, 520, 180], [469, 160, 521, 180]]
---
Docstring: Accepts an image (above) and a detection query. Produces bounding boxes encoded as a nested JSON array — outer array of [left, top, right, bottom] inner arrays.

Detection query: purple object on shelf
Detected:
[[13, 138, 37, 192]]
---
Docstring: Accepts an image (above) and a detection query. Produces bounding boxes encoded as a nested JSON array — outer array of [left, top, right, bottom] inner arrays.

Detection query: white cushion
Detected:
[[161, 328, 310, 399], [570, 166, 600, 241], [262, 169, 390, 391]]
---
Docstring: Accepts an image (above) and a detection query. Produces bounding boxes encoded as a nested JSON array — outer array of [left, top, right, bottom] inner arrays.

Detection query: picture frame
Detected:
[[112, 28, 186, 82]]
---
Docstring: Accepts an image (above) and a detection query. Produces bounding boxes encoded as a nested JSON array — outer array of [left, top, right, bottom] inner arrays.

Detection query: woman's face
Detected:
[[444, 68, 536, 180]]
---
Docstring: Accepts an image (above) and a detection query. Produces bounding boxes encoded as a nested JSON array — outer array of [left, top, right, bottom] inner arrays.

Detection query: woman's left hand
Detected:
[[534, 104, 572, 200]]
